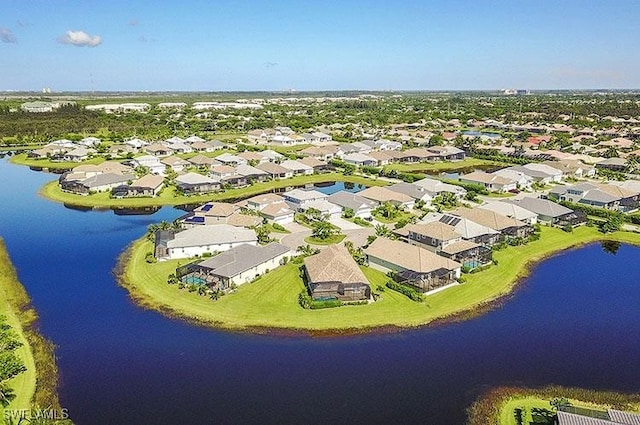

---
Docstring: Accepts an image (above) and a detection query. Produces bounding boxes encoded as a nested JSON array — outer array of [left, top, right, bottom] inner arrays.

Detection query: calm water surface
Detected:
[[0, 160, 639, 425]]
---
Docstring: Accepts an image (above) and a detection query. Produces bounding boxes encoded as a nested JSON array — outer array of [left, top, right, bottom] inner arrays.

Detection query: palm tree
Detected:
[[375, 224, 391, 237], [312, 221, 337, 240]]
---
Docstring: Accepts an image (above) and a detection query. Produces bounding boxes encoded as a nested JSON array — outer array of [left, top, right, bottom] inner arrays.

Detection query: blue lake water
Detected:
[[0, 160, 639, 425]]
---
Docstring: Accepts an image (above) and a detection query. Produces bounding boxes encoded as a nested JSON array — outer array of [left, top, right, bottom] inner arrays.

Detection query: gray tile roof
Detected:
[[511, 197, 573, 218], [197, 243, 290, 278], [167, 224, 257, 249], [327, 191, 376, 211]]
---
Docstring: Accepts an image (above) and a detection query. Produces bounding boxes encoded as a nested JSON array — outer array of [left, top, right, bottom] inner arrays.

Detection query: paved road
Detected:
[[329, 216, 361, 231], [278, 224, 375, 253]]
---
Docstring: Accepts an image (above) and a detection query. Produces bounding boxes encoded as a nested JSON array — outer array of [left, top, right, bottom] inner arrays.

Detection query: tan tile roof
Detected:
[[452, 207, 525, 231], [359, 186, 413, 203], [304, 244, 369, 285], [440, 239, 480, 255], [365, 238, 461, 273], [405, 222, 460, 241]]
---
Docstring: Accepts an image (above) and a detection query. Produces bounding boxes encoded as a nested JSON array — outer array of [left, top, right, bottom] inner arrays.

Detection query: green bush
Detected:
[[385, 280, 424, 302]]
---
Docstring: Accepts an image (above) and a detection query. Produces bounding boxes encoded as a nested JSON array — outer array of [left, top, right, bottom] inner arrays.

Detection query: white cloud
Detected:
[[1, 27, 17, 43], [57, 30, 102, 47]]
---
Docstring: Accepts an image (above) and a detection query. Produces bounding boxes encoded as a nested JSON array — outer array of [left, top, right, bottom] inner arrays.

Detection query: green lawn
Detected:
[[10, 153, 105, 169], [39, 172, 388, 208], [304, 234, 346, 245], [119, 226, 640, 332], [497, 393, 640, 425], [0, 240, 36, 411], [383, 158, 501, 173]]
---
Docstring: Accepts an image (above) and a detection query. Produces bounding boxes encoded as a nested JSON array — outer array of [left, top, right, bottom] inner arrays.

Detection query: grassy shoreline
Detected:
[[467, 385, 640, 425], [38, 172, 387, 208], [116, 226, 640, 334], [0, 239, 63, 415]]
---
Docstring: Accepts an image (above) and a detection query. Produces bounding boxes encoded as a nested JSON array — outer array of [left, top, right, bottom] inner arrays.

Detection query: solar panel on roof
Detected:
[[439, 215, 460, 226], [201, 204, 213, 212], [185, 216, 205, 223]]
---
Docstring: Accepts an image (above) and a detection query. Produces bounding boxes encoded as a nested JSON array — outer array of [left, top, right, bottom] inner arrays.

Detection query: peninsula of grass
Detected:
[[117, 226, 640, 333], [0, 239, 64, 415], [467, 385, 640, 425], [39, 172, 388, 209], [10, 153, 105, 170], [304, 234, 346, 245]]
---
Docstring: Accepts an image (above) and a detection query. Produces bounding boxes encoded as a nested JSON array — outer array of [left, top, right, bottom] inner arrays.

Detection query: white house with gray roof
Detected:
[[179, 243, 291, 288], [327, 191, 377, 218], [155, 224, 258, 260]]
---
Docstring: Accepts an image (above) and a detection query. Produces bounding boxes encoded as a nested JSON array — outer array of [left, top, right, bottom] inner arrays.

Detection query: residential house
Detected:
[[549, 182, 639, 212], [368, 151, 394, 166], [595, 157, 628, 172], [235, 164, 269, 182], [327, 191, 377, 218], [421, 213, 501, 246], [492, 168, 534, 190], [298, 156, 329, 172], [256, 162, 293, 179], [479, 201, 538, 225], [61, 147, 93, 162], [303, 244, 371, 301], [283, 189, 328, 210], [60, 172, 134, 195], [112, 174, 164, 198], [459, 171, 517, 193], [299, 199, 342, 219], [387, 182, 434, 205], [413, 177, 467, 199], [280, 160, 314, 175], [358, 186, 415, 209], [404, 222, 462, 252], [161, 156, 190, 172], [178, 243, 291, 289], [175, 172, 220, 194], [365, 238, 461, 293], [131, 155, 166, 174], [244, 193, 286, 211], [187, 154, 220, 169], [543, 160, 596, 179], [259, 149, 285, 162], [144, 143, 174, 157], [238, 151, 269, 164], [451, 207, 532, 239], [342, 152, 378, 167], [300, 146, 335, 161], [556, 408, 640, 425], [396, 148, 438, 163], [211, 165, 238, 179], [215, 153, 247, 166], [509, 197, 586, 227], [426, 145, 466, 161], [260, 202, 295, 224], [154, 224, 258, 260]]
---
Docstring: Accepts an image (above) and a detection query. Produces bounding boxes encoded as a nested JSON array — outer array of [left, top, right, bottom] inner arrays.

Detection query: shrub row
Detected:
[[385, 281, 424, 302]]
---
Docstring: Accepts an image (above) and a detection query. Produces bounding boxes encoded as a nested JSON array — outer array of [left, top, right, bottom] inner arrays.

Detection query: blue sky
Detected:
[[1, 0, 639, 91]]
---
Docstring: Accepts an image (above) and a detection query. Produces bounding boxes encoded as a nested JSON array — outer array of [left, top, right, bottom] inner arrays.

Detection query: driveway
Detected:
[[329, 216, 362, 231]]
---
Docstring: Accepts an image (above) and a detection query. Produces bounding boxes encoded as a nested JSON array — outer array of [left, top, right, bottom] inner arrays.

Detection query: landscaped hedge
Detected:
[[385, 280, 424, 302]]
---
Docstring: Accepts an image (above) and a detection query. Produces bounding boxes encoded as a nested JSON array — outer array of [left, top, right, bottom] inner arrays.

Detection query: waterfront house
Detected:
[[452, 207, 532, 239], [364, 238, 461, 292], [479, 201, 538, 225], [175, 172, 220, 194], [61, 172, 135, 195], [396, 148, 438, 163], [283, 189, 328, 210], [358, 186, 415, 209], [403, 222, 462, 252], [112, 174, 164, 198], [178, 243, 291, 290], [61, 147, 93, 162], [421, 213, 501, 246], [342, 152, 378, 167], [387, 182, 434, 205], [425, 145, 466, 161], [549, 182, 639, 212], [298, 156, 329, 172], [459, 171, 517, 193], [280, 160, 314, 176], [256, 162, 293, 179], [144, 143, 174, 157], [509, 197, 586, 227], [327, 191, 376, 218], [154, 224, 258, 260], [303, 244, 371, 301]]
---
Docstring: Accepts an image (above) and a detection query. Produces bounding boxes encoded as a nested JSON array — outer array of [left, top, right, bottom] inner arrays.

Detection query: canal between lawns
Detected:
[[0, 159, 639, 425]]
